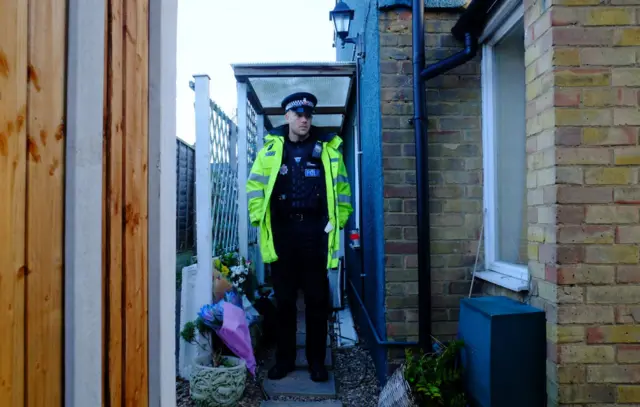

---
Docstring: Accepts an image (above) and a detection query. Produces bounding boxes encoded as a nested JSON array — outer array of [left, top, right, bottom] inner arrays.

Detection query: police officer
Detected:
[[246, 92, 353, 382]]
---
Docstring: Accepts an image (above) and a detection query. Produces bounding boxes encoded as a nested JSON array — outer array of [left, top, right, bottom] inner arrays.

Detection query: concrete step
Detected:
[[295, 348, 332, 368], [297, 333, 330, 348], [263, 369, 337, 398], [260, 401, 342, 407]]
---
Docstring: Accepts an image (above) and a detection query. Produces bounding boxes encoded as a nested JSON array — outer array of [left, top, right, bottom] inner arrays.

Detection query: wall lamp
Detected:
[[330, 1, 365, 57]]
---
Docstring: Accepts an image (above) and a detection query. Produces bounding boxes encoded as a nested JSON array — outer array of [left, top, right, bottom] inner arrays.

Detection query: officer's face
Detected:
[[286, 110, 312, 137]]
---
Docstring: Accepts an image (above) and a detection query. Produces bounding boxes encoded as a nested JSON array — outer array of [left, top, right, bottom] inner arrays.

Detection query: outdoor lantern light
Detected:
[[330, 1, 355, 42]]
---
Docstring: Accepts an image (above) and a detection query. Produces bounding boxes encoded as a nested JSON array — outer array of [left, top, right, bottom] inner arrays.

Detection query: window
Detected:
[[477, 0, 529, 291]]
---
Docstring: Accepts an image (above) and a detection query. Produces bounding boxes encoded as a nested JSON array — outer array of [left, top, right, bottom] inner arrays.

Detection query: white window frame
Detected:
[[476, 0, 530, 292]]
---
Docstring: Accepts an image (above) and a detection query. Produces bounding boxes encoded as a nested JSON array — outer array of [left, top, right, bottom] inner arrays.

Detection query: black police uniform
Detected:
[[268, 92, 331, 382]]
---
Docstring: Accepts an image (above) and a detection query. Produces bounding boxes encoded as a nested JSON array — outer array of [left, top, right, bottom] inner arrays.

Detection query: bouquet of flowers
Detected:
[[180, 303, 226, 365], [214, 252, 254, 299], [180, 300, 257, 375]]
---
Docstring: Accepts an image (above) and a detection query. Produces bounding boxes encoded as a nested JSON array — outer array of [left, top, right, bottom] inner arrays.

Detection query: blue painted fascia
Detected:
[[355, 0, 389, 386], [378, 0, 468, 9], [335, 0, 390, 385]]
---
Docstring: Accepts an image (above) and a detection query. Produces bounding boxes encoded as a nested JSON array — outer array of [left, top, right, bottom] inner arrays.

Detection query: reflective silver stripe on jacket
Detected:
[[248, 190, 264, 199], [249, 173, 269, 185]]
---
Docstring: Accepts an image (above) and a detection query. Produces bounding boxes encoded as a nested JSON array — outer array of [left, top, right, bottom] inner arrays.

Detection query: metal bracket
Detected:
[[339, 33, 366, 59]]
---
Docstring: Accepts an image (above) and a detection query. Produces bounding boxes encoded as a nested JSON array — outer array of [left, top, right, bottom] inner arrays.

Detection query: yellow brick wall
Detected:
[[524, 0, 640, 404]]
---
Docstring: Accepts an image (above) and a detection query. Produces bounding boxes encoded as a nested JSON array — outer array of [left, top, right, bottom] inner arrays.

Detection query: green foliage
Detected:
[[180, 316, 228, 367], [180, 321, 197, 343], [219, 249, 240, 266], [404, 339, 467, 407]]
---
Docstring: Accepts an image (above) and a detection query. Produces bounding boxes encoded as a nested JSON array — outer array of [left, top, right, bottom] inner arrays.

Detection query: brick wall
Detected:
[[379, 0, 640, 400], [378, 8, 482, 358], [524, 0, 640, 404]]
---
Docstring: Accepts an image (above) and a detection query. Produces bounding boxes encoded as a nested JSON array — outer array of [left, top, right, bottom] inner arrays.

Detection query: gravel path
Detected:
[[176, 342, 380, 407], [334, 345, 380, 407]]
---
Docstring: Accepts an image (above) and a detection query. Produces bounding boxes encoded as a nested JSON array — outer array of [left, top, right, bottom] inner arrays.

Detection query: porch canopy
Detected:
[[231, 61, 357, 134], [231, 61, 356, 281]]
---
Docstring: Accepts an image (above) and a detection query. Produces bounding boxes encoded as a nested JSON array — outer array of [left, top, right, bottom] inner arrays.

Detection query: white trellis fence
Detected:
[[191, 75, 265, 291], [180, 74, 266, 378], [236, 81, 264, 283]]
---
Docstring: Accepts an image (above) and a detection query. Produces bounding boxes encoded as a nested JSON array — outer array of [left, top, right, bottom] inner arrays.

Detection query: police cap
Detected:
[[281, 92, 317, 114]]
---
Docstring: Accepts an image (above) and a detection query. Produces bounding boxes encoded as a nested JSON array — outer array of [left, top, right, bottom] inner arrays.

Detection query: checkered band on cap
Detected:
[[285, 97, 315, 111]]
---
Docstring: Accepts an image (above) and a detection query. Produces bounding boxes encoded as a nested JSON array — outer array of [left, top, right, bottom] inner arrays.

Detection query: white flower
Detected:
[[230, 265, 245, 277]]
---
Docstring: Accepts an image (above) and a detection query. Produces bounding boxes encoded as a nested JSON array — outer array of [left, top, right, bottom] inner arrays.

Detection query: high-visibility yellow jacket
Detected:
[[246, 126, 353, 269]]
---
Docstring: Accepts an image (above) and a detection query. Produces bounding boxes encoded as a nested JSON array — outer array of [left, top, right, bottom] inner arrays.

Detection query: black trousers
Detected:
[[271, 217, 329, 369]]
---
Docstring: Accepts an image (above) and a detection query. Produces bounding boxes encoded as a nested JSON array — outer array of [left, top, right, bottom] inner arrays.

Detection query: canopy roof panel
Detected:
[[232, 61, 356, 133]]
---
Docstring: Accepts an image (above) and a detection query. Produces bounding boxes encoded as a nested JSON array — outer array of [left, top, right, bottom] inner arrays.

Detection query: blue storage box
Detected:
[[458, 296, 546, 407]]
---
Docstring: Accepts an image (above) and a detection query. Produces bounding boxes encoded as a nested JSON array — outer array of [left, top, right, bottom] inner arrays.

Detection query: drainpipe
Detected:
[[412, 0, 430, 350], [412, 0, 480, 349], [348, 279, 418, 346]]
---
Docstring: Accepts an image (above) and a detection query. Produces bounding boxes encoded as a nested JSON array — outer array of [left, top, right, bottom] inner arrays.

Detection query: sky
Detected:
[[176, 0, 338, 145]]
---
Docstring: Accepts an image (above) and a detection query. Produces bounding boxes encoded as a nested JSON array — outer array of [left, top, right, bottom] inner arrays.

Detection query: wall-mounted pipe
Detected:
[[412, 0, 484, 349], [347, 0, 490, 352], [348, 278, 418, 346], [411, 0, 432, 350], [422, 32, 478, 80]]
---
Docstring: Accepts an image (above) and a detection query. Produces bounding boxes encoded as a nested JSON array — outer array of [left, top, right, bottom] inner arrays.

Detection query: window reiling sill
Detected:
[[474, 270, 529, 292]]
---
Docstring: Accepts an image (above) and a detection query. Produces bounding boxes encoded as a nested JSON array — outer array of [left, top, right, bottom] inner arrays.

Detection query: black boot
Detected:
[[309, 363, 329, 382], [267, 362, 295, 380]]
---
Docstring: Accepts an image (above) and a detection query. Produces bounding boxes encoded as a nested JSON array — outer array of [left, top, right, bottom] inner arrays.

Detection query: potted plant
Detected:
[[180, 304, 247, 407]]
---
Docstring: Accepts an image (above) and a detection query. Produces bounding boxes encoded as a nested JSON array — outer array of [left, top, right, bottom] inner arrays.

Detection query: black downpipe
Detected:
[[422, 33, 478, 80], [412, 0, 479, 349], [346, 0, 484, 351], [412, 0, 430, 350]]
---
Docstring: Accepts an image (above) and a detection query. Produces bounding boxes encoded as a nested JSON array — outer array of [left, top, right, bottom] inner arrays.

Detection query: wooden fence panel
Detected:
[[104, 0, 125, 405], [0, 0, 28, 404], [123, 0, 150, 405], [103, 0, 150, 405], [2, 0, 154, 404], [26, 0, 67, 405]]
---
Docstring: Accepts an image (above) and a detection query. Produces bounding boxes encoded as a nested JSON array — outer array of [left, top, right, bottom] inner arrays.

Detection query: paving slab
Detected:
[[263, 370, 337, 398], [297, 333, 330, 348], [295, 348, 332, 368], [260, 402, 343, 407]]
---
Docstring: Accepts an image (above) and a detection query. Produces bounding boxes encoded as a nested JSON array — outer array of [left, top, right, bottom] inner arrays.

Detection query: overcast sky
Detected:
[[176, 0, 338, 144]]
